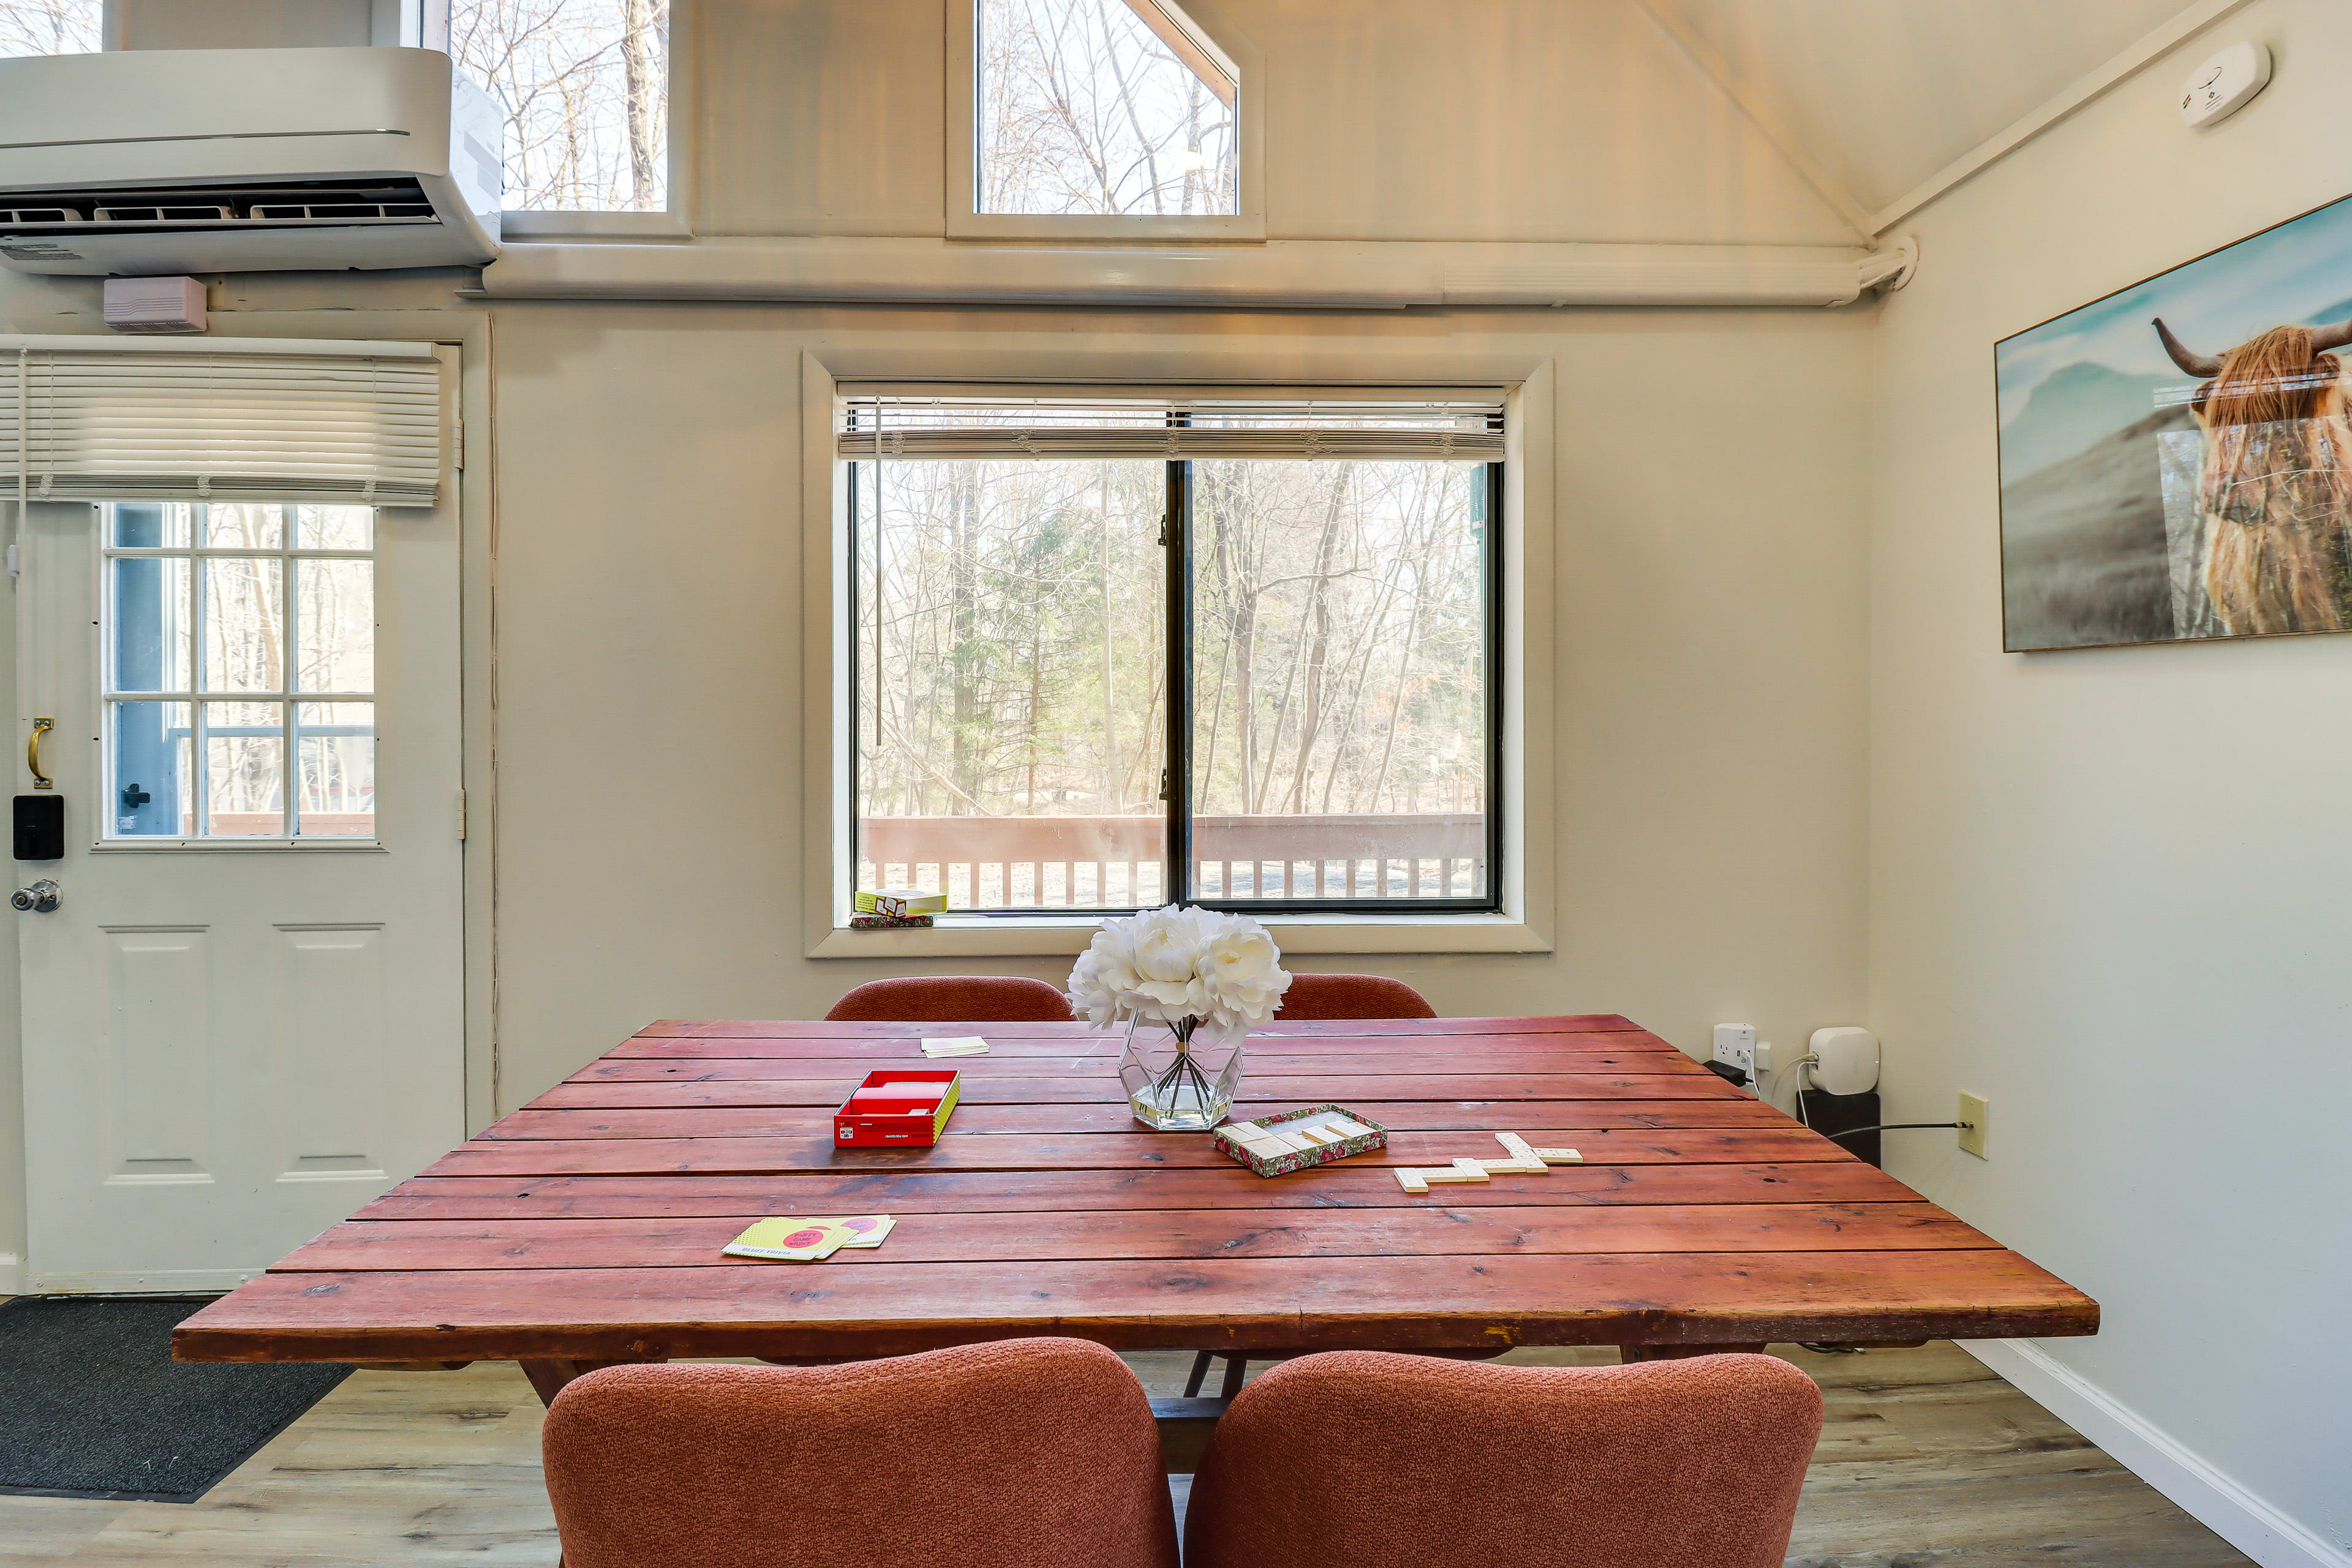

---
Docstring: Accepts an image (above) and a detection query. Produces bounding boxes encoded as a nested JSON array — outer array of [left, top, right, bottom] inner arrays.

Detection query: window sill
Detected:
[[806, 911, 1548, 959], [90, 839, 388, 853], [500, 211, 692, 243], [943, 213, 1267, 243]]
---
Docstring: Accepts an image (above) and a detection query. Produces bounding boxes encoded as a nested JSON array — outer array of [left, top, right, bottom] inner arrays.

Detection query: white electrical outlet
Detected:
[[1711, 1023, 1757, 1084], [1958, 1092, 1988, 1158]]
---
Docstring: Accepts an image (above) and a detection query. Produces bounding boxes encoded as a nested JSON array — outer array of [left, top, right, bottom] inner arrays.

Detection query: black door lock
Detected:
[[13, 795, 63, 861]]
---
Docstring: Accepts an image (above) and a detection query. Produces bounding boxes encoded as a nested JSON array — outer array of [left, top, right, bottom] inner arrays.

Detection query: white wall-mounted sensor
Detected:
[[103, 276, 206, 334], [2180, 41, 2271, 129], [1807, 1027, 1880, 1096]]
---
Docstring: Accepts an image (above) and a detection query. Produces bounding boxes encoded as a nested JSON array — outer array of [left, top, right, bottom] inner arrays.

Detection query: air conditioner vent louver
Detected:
[[0, 179, 442, 233], [95, 204, 235, 222], [249, 200, 434, 220]]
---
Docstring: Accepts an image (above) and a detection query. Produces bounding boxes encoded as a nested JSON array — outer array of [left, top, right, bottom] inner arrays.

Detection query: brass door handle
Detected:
[[26, 717, 52, 790]]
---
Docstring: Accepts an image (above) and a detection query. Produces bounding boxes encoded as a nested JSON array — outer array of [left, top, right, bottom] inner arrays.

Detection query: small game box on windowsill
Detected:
[[832, 1069, 960, 1148], [849, 913, 934, 930], [1213, 1104, 1387, 1177]]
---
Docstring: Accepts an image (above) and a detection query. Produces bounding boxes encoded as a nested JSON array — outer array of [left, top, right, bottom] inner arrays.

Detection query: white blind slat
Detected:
[[834, 395, 1507, 462], [0, 346, 443, 508]]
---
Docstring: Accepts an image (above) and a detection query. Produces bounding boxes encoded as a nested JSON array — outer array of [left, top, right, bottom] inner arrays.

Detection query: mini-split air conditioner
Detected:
[[0, 47, 500, 276]]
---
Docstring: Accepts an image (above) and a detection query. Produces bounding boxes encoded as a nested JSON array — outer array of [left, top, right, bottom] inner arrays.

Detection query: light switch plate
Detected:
[[1958, 1092, 1988, 1158]]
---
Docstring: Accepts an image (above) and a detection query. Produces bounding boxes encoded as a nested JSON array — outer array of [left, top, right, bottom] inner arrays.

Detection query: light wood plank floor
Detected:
[[0, 1343, 2250, 1567]]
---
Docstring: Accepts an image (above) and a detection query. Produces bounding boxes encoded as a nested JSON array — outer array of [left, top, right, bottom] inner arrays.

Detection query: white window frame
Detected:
[[946, 0, 1265, 243], [799, 348, 1555, 959], [424, 0, 695, 241], [93, 503, 385, 851]]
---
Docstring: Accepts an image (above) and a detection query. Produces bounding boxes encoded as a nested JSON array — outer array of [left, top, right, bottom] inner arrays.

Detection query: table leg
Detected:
[[1617, 1343, 1766, 1363], [519, 1358, 660, 1406]]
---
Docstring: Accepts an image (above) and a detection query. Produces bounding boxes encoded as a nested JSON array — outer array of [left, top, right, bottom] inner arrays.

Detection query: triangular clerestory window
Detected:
[[968, 0, 1244, 224]]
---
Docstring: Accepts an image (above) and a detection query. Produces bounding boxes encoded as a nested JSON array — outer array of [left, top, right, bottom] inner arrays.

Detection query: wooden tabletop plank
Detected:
[[492, 1101, 1794, 1137], [530, 1072, 1743, 1110], [529, 1079, 1744, 1114], [353, 1163, 1927, 1221], [601, 1033, 1686, 1062], [569, 1053, 1712, 1090], [422, 1127, 1852, 1178], [590, 1038, 1689, 1066], [633, 1015, 1648, 1039], [590, 1049, 1703, 1074], [270, 1203, 2000, 1273], [172, 1248, 2098, 1363]]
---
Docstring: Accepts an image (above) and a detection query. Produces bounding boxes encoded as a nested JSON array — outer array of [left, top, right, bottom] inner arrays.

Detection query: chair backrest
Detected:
[[824, 975, 1075, 1022], [543, 1339, 1178, 1568], [1273, 973, 1436, 1020], [1183, 1351, 1822, 1568]]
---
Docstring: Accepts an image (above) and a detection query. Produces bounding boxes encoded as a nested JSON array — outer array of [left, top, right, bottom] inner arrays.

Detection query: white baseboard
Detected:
[[24, 1266, 257, 1295], [0, 1252, 18, 1295], [1962, 1340, 2349, 1568]]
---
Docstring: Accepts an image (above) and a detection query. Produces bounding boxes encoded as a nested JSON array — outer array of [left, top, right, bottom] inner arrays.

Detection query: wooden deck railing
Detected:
[[858, 813, 1487, 907]]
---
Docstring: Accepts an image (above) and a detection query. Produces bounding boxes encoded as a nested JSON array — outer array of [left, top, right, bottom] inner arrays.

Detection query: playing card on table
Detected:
[[722, 1218, 856, 1262], [921, 1036, 990, 1056], [832, 1214, 897, 1249]]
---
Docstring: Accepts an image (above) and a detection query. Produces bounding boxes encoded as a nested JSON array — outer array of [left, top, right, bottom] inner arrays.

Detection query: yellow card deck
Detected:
[[722, 1215, 893, 1262]]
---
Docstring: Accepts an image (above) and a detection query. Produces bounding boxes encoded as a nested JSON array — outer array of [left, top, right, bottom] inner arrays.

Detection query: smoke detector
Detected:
[[2180, 41, 2271, 129]]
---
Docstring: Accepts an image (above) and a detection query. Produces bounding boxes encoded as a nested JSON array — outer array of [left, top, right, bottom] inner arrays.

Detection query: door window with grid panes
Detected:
[[102, 502, 377, 841]]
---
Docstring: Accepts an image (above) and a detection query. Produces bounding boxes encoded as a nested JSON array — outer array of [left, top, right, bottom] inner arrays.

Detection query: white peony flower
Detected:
[[1066, 904, 1292, 1044]]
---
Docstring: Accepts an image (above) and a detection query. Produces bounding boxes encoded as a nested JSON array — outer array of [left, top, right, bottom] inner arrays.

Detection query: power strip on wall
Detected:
[[1711, 1023, 1757, 1088]]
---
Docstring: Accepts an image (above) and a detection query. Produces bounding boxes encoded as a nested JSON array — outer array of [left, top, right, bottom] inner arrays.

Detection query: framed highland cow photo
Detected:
[[1997, 192, 2352, 650]]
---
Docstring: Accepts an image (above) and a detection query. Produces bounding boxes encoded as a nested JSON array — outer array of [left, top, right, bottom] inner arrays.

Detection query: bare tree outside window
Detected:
[[978, 0, 1237, 217], [852, 432, 1494, 911], [856, 455, 1172, 910], [106, 504, 379, 841], [448, 0, 668, 212], [0, 0, 100, 56]]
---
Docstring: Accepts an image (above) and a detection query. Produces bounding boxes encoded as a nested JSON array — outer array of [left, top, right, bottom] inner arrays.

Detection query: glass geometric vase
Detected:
[[1118, 1014, 1246, 1131]]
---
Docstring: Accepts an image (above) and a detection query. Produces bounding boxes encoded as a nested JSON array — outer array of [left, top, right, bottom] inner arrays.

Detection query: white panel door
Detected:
[[14, 459, 462, 1292]]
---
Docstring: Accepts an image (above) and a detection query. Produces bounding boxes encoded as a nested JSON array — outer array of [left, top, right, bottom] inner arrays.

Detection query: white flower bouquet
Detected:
[[1068, 905, 1292, 1129], [1066, 903, 1292, 1046]]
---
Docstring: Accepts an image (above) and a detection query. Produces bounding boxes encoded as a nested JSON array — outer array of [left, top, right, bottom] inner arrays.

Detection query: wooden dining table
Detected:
[[175, 1013, 2096, 1427]]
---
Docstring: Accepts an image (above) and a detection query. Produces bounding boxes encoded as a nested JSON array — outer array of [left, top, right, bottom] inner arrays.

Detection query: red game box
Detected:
[[832, 1069, 961, 1148]]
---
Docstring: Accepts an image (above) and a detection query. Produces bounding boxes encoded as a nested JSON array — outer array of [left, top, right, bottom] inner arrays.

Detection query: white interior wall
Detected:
[[1871, 0, 2352, 1560], [480, 301, 1871, 1108], [111, 0, 377, 50], [693, 0, 1856, 243]]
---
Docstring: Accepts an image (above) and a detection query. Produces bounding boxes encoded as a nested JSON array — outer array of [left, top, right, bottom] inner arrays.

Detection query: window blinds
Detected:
[[0, 339, 443, 508], [835, 394, 1506, 462]]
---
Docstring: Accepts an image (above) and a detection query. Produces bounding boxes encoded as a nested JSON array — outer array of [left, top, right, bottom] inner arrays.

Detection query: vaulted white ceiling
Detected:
[[1637, 0, 2219, 229]]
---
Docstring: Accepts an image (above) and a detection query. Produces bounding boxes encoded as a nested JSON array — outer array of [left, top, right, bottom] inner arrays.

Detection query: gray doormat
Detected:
[[0, 1295, 352, 1503]]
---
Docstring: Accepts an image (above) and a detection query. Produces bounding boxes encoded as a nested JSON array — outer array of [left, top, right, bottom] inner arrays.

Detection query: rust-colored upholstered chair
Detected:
[[1273, 973, 1436, 1020], [541, 1340, 1179, 1568], [824, 974, 1074, 1022], [1184, 1351, 1822, 1568]]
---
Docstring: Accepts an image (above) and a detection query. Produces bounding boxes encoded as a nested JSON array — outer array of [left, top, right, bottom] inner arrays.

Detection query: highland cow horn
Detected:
[[2153, 317, 2223, 378], [2310, 318, 2352, 353]]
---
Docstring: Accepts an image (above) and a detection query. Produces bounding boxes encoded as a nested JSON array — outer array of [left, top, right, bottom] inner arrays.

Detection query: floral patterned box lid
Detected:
[[1213, 1103, 1389, 1178]]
